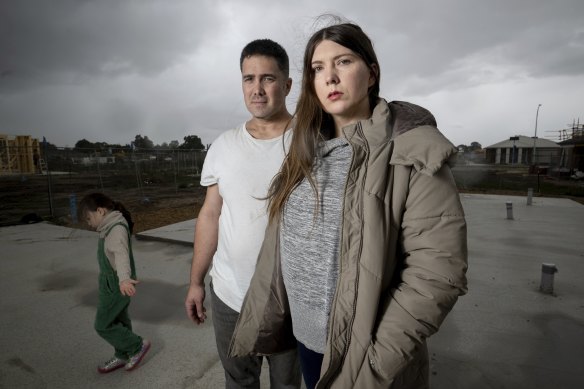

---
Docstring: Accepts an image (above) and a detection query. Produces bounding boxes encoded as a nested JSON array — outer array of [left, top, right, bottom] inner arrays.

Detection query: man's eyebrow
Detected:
[[242, 73, 277, 79]]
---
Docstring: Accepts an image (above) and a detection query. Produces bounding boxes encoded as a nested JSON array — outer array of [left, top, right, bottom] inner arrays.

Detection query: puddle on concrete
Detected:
[[38, 267, 199, 326], [38, 269, 95, 292], [78, 279, 191, 325], [6, 357, 35, 374]]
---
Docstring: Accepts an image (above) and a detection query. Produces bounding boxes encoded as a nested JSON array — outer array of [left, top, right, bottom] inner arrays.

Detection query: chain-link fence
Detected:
[[2, 146, 584, 227], [0, 146, 207, 226], [43, 146, 205, 177]]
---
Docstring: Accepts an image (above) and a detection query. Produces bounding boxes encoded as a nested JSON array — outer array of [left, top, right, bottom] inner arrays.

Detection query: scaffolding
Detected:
[[0, 134, 43, 175]]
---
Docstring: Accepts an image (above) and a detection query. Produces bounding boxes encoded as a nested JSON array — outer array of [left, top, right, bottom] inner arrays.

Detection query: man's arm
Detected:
[[185, 184, 222, 325]]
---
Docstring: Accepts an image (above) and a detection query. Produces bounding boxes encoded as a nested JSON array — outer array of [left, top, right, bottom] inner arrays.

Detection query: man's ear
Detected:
[[285, 77, 292, 95]]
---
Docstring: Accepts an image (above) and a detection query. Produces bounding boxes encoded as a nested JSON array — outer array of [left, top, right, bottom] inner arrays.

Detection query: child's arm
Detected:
[[105, 225, 136, 295]]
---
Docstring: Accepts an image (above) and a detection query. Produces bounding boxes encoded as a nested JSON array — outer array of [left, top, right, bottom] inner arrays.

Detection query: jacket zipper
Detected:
[[319, 123, 368, 387]]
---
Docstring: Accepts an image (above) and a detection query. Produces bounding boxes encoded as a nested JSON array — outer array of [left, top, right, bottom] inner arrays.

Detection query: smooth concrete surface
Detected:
[[1, 194, 584, 388], [429, 194, 584, 388], [136, 219, 196, 247], [0, 223, 227, 389]]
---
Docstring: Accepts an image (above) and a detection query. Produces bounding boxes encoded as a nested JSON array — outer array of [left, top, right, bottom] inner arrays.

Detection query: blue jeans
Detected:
[[297, 341, 324, 389], [210, 284, 301, 389]]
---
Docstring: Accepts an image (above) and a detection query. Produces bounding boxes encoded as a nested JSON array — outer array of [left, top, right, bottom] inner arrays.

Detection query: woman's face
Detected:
[[311, 39, 376, 131]]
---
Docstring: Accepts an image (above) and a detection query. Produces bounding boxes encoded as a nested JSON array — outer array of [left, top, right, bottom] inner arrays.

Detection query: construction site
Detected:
[[1, 132, 584, 388], [0, 133, 206, 232], [0, 134, 44, 176]]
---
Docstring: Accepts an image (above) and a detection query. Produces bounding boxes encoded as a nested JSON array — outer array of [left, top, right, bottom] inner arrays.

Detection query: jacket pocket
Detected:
[[353, 342, 427, 388], [361, 342, 394, 384]]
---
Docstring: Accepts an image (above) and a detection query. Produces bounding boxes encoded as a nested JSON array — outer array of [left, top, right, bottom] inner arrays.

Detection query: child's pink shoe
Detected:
[[97, 356, 127, 374], [125, 339, 151, 371]]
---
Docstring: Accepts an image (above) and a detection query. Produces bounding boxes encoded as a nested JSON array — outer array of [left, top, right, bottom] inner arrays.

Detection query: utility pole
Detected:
[[43, 137, 54, 217], [532, 104, 542, 165]]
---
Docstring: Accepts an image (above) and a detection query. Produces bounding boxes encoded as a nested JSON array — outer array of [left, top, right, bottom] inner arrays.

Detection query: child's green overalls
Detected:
[[94, 222, 142, 359]]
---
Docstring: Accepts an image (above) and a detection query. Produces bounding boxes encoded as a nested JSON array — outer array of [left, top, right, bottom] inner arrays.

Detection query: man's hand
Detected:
[[120, 279, 139, 296], [185, 283, 207, 325]]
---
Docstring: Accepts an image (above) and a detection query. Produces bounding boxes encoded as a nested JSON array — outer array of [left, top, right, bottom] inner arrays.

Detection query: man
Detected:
[[185, 39, 301, 388]]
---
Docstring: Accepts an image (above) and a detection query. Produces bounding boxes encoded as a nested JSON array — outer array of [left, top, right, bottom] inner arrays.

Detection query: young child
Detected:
[[79, 192, 151, 374]]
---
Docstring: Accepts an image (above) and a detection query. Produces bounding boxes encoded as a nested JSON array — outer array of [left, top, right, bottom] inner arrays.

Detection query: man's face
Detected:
[[241, 55, 291, 121]]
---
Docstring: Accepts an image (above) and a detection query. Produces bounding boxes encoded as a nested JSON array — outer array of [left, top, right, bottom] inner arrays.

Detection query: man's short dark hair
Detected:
[[240, 39, 289, 77]]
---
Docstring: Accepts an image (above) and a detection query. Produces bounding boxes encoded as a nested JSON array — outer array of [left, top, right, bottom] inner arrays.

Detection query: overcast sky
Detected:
[[1, 0, 583, 149]]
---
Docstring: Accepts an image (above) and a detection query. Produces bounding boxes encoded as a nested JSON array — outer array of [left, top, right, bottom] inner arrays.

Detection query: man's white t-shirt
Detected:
[[200, 122, 292, 312]]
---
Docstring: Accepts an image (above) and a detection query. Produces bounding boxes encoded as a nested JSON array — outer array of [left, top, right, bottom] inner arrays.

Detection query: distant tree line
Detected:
[[72, 134, 205, 153], [457, 141, 482, 153]]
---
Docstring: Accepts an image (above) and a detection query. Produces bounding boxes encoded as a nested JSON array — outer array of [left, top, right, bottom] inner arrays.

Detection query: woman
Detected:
[[229, 21, 468, 389]]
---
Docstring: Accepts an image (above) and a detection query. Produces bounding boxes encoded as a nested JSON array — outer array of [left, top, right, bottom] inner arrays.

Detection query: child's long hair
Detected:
[[78, 192, 134, 233]]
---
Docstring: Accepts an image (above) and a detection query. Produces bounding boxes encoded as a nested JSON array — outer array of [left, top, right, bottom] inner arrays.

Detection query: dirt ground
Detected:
[[1, 170, 582, 234], [0, 173, 206, 233], [129, 195, 204, 233]]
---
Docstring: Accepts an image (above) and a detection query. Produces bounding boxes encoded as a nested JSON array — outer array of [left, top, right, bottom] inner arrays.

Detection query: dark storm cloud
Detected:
[[103, 98, 144, 140], [351, 0, 584, 91], [0, 0, 582, 148], [0, 0, 221, 92]]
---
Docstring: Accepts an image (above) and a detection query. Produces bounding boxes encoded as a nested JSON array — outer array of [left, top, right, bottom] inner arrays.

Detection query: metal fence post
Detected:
[[506, 201, 513, 220], [69, 194, 78, 223]]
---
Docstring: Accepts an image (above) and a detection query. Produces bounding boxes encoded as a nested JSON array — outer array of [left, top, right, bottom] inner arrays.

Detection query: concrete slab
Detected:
[[136, 219, 195, 246], [0, 223, 226, 389], [429, 194, 584, 388], [1, 194, 583, 388]]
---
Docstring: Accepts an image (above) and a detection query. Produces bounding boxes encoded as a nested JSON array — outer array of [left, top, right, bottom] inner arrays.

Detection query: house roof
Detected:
[[558, 137, 584, 146], [485, 135, 560, 149]]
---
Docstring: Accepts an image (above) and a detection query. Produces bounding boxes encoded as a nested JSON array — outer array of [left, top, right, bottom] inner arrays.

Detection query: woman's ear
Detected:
[[368, 63, 379, 88]]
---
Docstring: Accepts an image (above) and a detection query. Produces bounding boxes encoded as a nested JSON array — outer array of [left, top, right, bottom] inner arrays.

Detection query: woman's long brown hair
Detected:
[[267, 21, 381, 222]]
